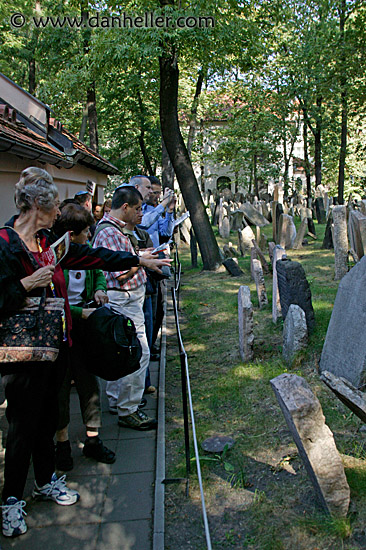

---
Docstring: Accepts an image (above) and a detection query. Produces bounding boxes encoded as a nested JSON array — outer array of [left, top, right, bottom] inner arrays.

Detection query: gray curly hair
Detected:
[[14, 167, 59, 213]]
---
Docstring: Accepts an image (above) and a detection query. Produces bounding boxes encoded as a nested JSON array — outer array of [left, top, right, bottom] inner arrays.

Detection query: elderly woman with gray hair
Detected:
[[0, 167, 170, 538]]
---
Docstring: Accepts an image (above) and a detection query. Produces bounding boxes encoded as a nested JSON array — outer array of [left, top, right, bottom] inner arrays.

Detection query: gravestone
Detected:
[[322, 211, 334, 249], [276, 258, 315, 331], [293, 218, 308, 250], [270, 373, 350, 517], [268, 241, 276, 265], [220, 216, 231, 239], [251, 239, 269, 274], [271, 201, 278, 241], [223, 258, 244, 277], [238, 226, 256, 256], [320, 370, 366, 424], [190, 228, 198, 268], [230, 210, 245, 231], [252, 259, 268, 309], [320, 256, 366, 388], [272, 245, 286, 323], [223, 244, 234, 258], [240, 202, 270, 227], [348, 209, 366, 260], [218, 197, 224, 232], [275, 203, 284, 243], [180, 219, 191, 245], [250, 247, 258, 280], [238, 285, 254, 362], [278, 213, 297, 249], [315, 197, 327, 224], [333, 205, 348, 280], [282, 304, 308, 363]]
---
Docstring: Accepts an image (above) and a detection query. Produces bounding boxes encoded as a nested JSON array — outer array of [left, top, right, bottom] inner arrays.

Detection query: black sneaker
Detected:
[[83, 437, 116, 464], [55, 440, 73, 472]]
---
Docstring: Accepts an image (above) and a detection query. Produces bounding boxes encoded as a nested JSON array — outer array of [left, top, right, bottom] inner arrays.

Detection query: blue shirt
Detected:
[[139, 203, 175, 248]]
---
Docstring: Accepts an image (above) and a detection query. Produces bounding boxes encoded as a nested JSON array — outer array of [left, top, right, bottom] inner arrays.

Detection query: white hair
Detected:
[[14, 167, 59, 212]]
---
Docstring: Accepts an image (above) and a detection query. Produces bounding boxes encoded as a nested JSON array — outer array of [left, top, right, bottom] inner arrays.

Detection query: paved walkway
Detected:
[[0, 357, 161, 550]]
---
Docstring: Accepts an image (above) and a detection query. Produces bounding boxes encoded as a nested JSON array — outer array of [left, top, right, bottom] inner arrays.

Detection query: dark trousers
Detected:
[[1, 349, 67, 501], [58, 318, 101, 431]]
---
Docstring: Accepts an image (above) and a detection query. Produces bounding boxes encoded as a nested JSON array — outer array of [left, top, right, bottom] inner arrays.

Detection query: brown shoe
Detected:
[[118, 409, 157, 430]]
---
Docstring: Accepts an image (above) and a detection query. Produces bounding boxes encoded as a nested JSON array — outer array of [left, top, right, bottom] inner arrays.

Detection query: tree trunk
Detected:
[[159, 42, 221, 270], [337, 0, 347, 205], [253, 152, 259, 197], [314, 95, 322, 188], [136, 85, 154, 174], [187, 69, 205, 157], [87, 83, 99, 153], [302, 105, 312, 207], [79, 104, 88, 142], [162, 137, 174, 189], [29, 58, 36, 95]]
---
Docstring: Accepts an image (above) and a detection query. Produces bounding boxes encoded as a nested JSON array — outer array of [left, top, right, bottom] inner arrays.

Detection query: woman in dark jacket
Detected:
[[0, 167, 170, 538]]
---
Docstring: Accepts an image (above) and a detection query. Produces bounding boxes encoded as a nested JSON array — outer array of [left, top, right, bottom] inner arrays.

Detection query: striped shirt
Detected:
[[93, 213, 146, 291]]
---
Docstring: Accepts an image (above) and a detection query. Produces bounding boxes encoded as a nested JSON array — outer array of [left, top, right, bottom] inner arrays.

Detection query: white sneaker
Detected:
[[2, 496, 27, 537], [32, 473, 80, 506]]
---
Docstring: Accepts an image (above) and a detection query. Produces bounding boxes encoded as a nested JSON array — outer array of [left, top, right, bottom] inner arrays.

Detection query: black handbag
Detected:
[[84, 305, 142, 381], [0, 290, 64, 364]]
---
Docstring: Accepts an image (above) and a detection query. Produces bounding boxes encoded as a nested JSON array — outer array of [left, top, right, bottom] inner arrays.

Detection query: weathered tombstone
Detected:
[[275, 203, 284, 243], [223, 244, 234, 258], [240, 202, 270, 227], [270, 373, 350, 517], [268, 241, 276, 265], [223, 258, 244, 277], [348, 209, 366, 260], [272, 246, 286, 323], [271, 201, 278, 241], [250, 239, 269, 274], [282, 304, 308, 363], [238, 285, 254, 362], [252, 259, 268, 309], [259, 232, 268, 252], [320, 370, 366, 423], [307, 216, 317, 237], [250, 247, 258, 280], [293, 218, 308, 250], [238, 226, 256, 256], [322, 211, 334, 249], [230, 210, 245, 231], [320, 256, 366, 388], [315, 197, 327, 224], [360, 199, 366, 216], [276, 258, 315, 331], [180, 219, 191, 245], [278, 213, 297, 249], [228, 242, 239, 256], [220, 215, 230, 239], [218, 197, 224, 232], [333, 205, 348, 280]]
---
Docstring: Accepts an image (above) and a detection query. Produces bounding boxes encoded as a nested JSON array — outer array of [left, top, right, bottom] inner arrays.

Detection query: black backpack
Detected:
[[85, 305, 142, 381]]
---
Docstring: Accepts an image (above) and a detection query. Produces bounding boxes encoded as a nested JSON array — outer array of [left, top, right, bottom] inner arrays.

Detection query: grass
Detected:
[[164, 218, 366, 550]]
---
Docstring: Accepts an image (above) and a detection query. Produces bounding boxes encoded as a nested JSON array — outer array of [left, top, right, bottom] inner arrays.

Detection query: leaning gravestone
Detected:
[[320, 256, 366, 388], [322, 211, 334, 249], [278, 213, 296, 249], [272, 246, 286, 323], [333, 205, 348, 280], [276, 258, 315, 331], [240, 202, 270, 227], [282, 304, 308, 363], [238, 285, 254, 362], [252, 259, 268, 309], [270, 373, 350, 517], [223, 258, 244, 277], [293, 218, 308, 250], [320, 370, 366, 424]]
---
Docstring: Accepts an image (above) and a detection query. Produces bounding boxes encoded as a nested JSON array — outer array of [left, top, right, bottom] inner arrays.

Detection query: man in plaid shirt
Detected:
[[93, 186, 157, 430]]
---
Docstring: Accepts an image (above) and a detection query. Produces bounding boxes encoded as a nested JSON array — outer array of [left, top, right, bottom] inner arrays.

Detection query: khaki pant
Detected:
[[106, 285, 150, 416]]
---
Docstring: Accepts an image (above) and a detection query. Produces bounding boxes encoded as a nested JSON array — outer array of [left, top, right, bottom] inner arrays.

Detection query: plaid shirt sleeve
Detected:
[[93, 227, 146, 290]]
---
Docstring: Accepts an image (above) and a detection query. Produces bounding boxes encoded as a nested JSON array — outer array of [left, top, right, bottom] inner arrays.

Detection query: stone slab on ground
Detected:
[[320, 256, 366, 388], [282, 304, 308, 363], [320, 370, 366, 423], [270, 373, 350, 517], [201, 436, 235, 453]]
